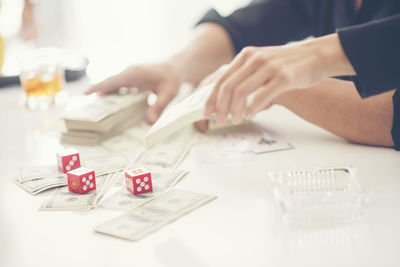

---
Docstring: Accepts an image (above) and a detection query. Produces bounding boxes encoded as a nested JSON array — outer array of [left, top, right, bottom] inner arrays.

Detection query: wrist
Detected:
[[310, 33, 356, 78]]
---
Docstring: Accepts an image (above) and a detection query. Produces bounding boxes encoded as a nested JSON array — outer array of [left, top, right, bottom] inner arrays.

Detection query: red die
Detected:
[[125, 167, 153, 195], [57, 148, 81, 173], [67, 167, 96, 194]]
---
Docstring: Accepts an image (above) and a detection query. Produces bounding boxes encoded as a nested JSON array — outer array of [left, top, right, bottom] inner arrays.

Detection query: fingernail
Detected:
[[232, 117, 241, 125], [216, 115, 227, 124], [245, 113, 254, 120]]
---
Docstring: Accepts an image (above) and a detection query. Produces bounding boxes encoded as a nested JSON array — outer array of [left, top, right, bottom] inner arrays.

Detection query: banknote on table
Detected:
[[84, 155, 129, 175], [16, 155, 128, 195], [40, 171, 122, 211], [95, 189, 217, 241], [62, 93, 148, 132], [144, 83, 214, 148], [99, 167, 189, 210], [18, 165, 61, 183], [15, 174, 67, 195], [135, 145, 190, 169], [61, 112, 144, 145], [101, 132, 143, 153], [136, 127, 209, 169]]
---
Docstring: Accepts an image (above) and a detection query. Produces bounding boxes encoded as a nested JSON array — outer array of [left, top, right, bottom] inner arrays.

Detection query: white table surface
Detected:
[[1, 79, 399, 267]]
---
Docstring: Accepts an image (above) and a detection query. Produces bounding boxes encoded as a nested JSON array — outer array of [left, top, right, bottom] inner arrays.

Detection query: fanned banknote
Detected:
[[136, 127, 208, 169], [144, 84, 214, 148], [95, 189, 216, 241], [40, 171, 122, 211], [99, 167, 189, 210]]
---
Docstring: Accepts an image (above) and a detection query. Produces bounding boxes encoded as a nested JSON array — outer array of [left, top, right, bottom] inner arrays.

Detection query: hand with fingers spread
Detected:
[[85, 63, 181, 124], [204, 33, 355, 124]]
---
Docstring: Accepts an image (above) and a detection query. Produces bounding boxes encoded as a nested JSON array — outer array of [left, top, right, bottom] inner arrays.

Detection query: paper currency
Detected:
[[135, 145, 189, 169], [101, 132, 142, 153], [135, 127, 208, 169], [63, 93, 147, 127], [84, 155, 128, 175], [61, 93, 147, 145], [99, 167, 189, 210], [95, 189, 216, 241], [15, 175, 67, 195], [40, 171, 122, 211], [144, 83, 214, 148], [18, 165, 61, 183], [16, 155, 129, 195]]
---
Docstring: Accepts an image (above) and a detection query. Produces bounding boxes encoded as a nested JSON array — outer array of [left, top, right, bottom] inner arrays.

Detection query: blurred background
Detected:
[[0, 0, 249, 83]]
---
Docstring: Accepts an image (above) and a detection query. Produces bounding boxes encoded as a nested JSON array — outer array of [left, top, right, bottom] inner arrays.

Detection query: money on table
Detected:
[[95, 189, 216, 241]]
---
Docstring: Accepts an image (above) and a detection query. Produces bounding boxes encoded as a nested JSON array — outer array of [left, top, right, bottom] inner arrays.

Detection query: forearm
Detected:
[[166, 23, 234, 86], [273, 78, 395, 147]]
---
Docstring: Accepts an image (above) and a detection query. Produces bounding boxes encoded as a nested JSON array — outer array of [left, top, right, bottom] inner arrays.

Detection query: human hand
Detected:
[[204, 33, 354, 124], [85, 63, 181, 124], [193, 65, 229, 132]]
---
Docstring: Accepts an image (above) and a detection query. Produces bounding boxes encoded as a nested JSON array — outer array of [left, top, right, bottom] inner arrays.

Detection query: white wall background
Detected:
[[0, 0, 250, 80]]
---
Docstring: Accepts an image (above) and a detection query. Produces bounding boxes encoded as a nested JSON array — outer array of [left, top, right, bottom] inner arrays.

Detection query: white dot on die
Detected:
[[90, 183, 94, 188], [82, 177, 87, 182], [86, 180, 90, 185], [140, 182, 145, 187], [69, 160, 74, 166], [66, 165, 71, 171], [137, 187, 142, 192], [89, 175, 93, 180], [83, 185, 87, 191], [144, 177, 149, 182], [136, 178, 140, 184], [145, 185, 149, 190], [72, 156, 77, 161]]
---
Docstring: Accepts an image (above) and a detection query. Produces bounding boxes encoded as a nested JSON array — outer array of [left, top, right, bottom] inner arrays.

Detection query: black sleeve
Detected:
[[392, 89, 400, 150], [197, 0, 315, 54], [337, 14, 400, 98]]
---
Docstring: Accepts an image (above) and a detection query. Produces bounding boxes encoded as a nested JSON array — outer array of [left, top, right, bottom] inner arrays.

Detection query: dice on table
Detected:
[[67, 167, 96, 194], [125, 167, 153, 195], [57, 148, 81, 173]]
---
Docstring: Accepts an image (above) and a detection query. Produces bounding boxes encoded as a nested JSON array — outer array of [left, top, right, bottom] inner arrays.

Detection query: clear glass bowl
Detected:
[[269, 167, 369, 228]]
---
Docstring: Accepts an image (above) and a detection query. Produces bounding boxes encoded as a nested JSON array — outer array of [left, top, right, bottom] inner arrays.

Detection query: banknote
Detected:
[[95, 189, 217, 241], [18, 165, 62, 183], [135, 145, 189, 169], [40, 171, 122, 211], [101, 132, 142, 153], [16, 155, 128, 195], [99, 168, 189, 210], [84, 155, 129, 175], [63, 93, 147, 123], [144, 84, 214, 148], [15, 175, 67, 195]]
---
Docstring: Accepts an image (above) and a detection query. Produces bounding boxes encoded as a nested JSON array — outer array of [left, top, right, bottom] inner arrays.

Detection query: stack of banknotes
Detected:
[[61, 93, 148, 145]]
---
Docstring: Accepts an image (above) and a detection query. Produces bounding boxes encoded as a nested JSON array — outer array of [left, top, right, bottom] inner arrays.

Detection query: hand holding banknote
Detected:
[[85, 63, 181, 124]]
